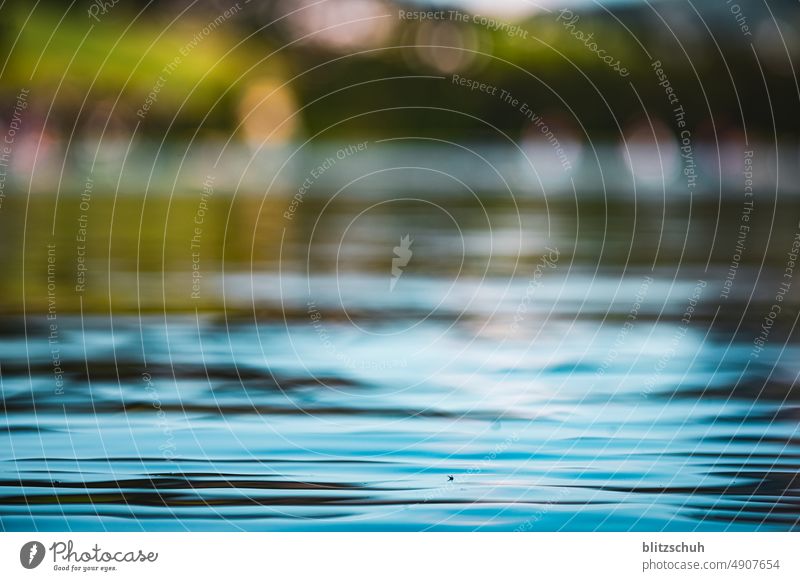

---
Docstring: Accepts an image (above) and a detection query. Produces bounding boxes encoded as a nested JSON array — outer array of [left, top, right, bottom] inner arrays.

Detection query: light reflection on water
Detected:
[[1, 191, 799, 531]]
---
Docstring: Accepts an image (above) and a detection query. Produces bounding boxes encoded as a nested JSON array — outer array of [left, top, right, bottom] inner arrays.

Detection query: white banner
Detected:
[[1, 533, 797, 581]]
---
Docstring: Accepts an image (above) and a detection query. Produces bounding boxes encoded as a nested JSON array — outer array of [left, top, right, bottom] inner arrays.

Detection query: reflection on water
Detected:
[[1, 186, 799, 531]]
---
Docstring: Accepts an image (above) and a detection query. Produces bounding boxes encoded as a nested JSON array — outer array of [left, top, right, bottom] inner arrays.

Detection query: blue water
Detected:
[[1, 195, 799, 531]]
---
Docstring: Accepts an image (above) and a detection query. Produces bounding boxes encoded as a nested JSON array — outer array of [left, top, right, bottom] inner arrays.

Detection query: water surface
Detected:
[[1, 189, 799, 531]]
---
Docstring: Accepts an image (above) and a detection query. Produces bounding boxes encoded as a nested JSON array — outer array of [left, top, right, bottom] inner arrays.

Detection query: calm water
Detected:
[[1, 186, 800, 531]]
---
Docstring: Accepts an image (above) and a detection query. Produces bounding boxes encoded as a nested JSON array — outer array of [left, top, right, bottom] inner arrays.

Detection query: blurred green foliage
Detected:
[[0, 0, 796, 139]]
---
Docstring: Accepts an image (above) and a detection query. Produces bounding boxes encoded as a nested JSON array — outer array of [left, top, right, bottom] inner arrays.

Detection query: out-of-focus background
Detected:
[[0, 0, 797, 311], [2, 0, 800, 531]]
